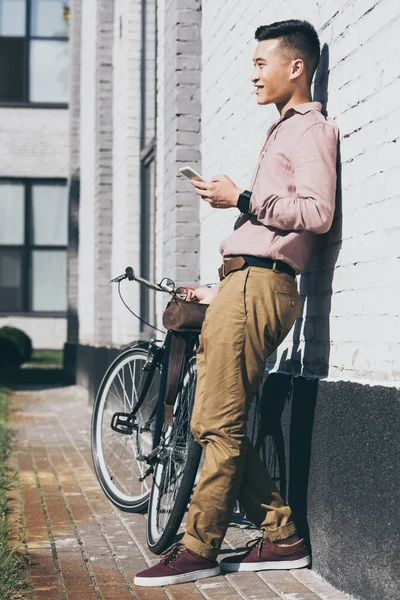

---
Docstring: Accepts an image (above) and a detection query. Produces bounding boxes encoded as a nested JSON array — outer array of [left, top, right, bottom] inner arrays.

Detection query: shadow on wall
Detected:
[[64, 174, 80, 384], [249, 44, 343, 550]]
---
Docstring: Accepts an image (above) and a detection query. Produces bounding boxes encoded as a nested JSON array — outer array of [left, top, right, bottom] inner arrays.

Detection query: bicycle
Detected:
[[91, 267, 203, 553]]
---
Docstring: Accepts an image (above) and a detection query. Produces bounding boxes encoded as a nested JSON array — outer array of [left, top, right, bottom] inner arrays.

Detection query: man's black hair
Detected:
[[255, 20, 320, 85]]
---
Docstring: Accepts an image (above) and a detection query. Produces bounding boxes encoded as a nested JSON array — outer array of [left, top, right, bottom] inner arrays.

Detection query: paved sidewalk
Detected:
[[8, 385, 353, 600]]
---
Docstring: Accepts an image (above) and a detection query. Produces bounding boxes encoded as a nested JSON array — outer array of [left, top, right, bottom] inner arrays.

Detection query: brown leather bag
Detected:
[[162, 296, 208, 333]]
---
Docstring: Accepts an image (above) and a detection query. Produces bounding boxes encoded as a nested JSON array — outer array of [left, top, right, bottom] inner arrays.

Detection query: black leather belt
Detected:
[[218, 255, 296, 281]]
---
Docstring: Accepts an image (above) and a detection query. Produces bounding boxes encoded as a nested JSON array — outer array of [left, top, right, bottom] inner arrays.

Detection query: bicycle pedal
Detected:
[[110, 412, 136, 435]]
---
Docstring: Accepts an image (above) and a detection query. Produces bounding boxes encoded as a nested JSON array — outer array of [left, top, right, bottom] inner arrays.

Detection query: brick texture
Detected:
[[78, 0, 114, 347], [94, 0, 114, 346], [199, 0, 400, 383], [159, 0, 202, 290], [8, 385, 350, 600], [78, 0, 98, 344], [0, 108, 68, 178], [111, 0, 143, 346]]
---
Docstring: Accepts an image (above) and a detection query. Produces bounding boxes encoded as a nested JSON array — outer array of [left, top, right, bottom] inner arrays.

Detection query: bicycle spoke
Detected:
[[117, 370, 132, 411], [151, 361, 196, 537], [92, 347, 161, 508]]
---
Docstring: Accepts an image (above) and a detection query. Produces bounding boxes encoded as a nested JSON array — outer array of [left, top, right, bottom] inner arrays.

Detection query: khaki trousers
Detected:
[[181, 266, 301, 560]]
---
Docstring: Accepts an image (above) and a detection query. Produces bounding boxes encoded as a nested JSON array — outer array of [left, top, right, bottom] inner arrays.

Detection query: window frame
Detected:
[[0, 0, 69, 108], [0, 177, 68, 316]]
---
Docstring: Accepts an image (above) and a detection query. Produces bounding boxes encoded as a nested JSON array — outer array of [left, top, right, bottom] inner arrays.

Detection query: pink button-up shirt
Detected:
[[220, 102, 339, 274]]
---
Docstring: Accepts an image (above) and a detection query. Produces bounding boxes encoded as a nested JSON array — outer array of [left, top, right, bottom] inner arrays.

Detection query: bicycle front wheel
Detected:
[[91, 344, 161, 513], [147, 356, 202, 554]]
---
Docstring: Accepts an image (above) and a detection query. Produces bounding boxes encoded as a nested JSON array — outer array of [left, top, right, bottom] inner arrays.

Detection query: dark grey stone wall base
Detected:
[[248, 374, 400, 600], [72, 343, 120, 403]]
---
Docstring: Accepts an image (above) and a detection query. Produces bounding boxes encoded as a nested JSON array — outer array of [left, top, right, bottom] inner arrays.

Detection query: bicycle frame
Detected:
[[109, 331, 197, 464], [108, 266, 199, 483]]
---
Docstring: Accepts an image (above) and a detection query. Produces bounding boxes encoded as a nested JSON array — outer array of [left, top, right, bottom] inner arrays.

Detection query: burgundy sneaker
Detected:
[[134, 543, 220, 586], [220, 536, 310, 573]]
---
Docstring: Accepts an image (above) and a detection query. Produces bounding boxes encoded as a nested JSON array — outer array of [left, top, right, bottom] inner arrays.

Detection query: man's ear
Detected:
[[289, 58, 304, 81]]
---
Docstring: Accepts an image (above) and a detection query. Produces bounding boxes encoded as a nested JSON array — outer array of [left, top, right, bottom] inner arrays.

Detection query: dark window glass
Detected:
[[0, 248, 24, 311], [0, 0, 69, 104], [0, 179, 67, 313], [0, 38, 25, 102]]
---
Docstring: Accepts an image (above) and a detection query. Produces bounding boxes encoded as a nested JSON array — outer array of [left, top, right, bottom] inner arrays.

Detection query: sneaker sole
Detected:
[[134, 565, 221, 587], [221, 555, 311, 573]]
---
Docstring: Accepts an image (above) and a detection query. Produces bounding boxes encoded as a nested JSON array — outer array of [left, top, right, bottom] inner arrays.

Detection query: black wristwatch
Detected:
[[236, 189, 252, 213]]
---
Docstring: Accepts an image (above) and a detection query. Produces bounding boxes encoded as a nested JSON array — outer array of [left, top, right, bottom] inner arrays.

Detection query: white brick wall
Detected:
[[0, 108, 68, 177], [78, 0, 114, 347], [155, 0, 166, 329], [160, 0, 201, 287], [78, 0, 97, 345], [111, 0, 142, 345], [200, 0, 400, 384]]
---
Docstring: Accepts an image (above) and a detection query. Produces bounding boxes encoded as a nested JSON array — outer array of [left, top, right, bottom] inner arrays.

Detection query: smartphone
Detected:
[[179, 165, 205, 182]]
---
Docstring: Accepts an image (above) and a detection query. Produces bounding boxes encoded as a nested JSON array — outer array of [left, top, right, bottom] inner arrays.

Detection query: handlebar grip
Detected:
[[125, 266, 134, 280]]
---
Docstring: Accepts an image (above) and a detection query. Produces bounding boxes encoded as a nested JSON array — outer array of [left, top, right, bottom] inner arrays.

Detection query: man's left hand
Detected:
[[190, 175, 244, 209]]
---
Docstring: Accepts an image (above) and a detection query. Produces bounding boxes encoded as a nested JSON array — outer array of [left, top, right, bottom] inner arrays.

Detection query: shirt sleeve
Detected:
[[248, 122, 338, 234]]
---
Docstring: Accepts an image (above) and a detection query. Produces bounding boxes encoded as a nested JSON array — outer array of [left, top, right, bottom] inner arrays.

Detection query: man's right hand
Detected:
[[186, 286, 218, 304]]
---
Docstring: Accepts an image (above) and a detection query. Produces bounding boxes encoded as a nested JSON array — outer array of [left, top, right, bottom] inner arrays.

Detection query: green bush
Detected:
[[0, 327, 33, 369]]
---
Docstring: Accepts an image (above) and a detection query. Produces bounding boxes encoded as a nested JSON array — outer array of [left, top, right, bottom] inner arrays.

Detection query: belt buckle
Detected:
[[220, 263, 226, 279], [272, 260, 278, 271]]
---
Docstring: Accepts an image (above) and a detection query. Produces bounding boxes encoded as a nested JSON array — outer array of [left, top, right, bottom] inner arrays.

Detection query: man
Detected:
[[135, 19, 338, 587]]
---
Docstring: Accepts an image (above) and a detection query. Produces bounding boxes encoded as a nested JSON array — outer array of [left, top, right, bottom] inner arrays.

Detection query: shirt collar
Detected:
[[266, 102, 322, 137], [287, 101, 322, 115]]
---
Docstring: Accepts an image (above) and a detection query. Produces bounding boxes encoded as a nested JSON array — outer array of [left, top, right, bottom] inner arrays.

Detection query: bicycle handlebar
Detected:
[[110, 267, 170, 293]]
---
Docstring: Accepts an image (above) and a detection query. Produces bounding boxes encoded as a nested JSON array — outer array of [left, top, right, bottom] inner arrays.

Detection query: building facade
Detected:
[[66, 1, 400, 599], [0, 0, 70, 349]]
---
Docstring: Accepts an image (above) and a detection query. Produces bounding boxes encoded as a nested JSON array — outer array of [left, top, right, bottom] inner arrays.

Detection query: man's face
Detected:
[[251, 39, 293, 105]]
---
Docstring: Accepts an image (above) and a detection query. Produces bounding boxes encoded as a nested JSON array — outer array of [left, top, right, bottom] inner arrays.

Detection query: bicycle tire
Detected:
[[91, 343, 161, 513], [147, 356, 202, 554]]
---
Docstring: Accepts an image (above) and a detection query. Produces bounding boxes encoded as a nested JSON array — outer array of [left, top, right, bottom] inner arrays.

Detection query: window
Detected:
[[0, 179, 68, 313], [140, 0, 157, 330], [0, 0, 69, 105]]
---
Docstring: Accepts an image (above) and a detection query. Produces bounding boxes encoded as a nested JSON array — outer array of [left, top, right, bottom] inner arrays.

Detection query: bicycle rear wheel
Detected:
[[147, 356, 202, 554], [91, 343, 161, 513]]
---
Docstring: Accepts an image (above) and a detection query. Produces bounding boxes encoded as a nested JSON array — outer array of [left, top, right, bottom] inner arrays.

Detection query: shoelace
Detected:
[[160, 543, 191, 565], [245, 536, 272, 557]]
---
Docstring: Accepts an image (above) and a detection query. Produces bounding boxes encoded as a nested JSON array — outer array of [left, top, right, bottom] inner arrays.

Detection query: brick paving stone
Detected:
[[97, 584, 134, 600], [293, 570, 354, 599], [166, 582, 205, 599], [9, 386, 353, 600], [258, 570, 321, 598], [225, 572, 281, 599], [131, 586, 169, 600], [29, 577, 60, 600], [195, 575, 243, 598]]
